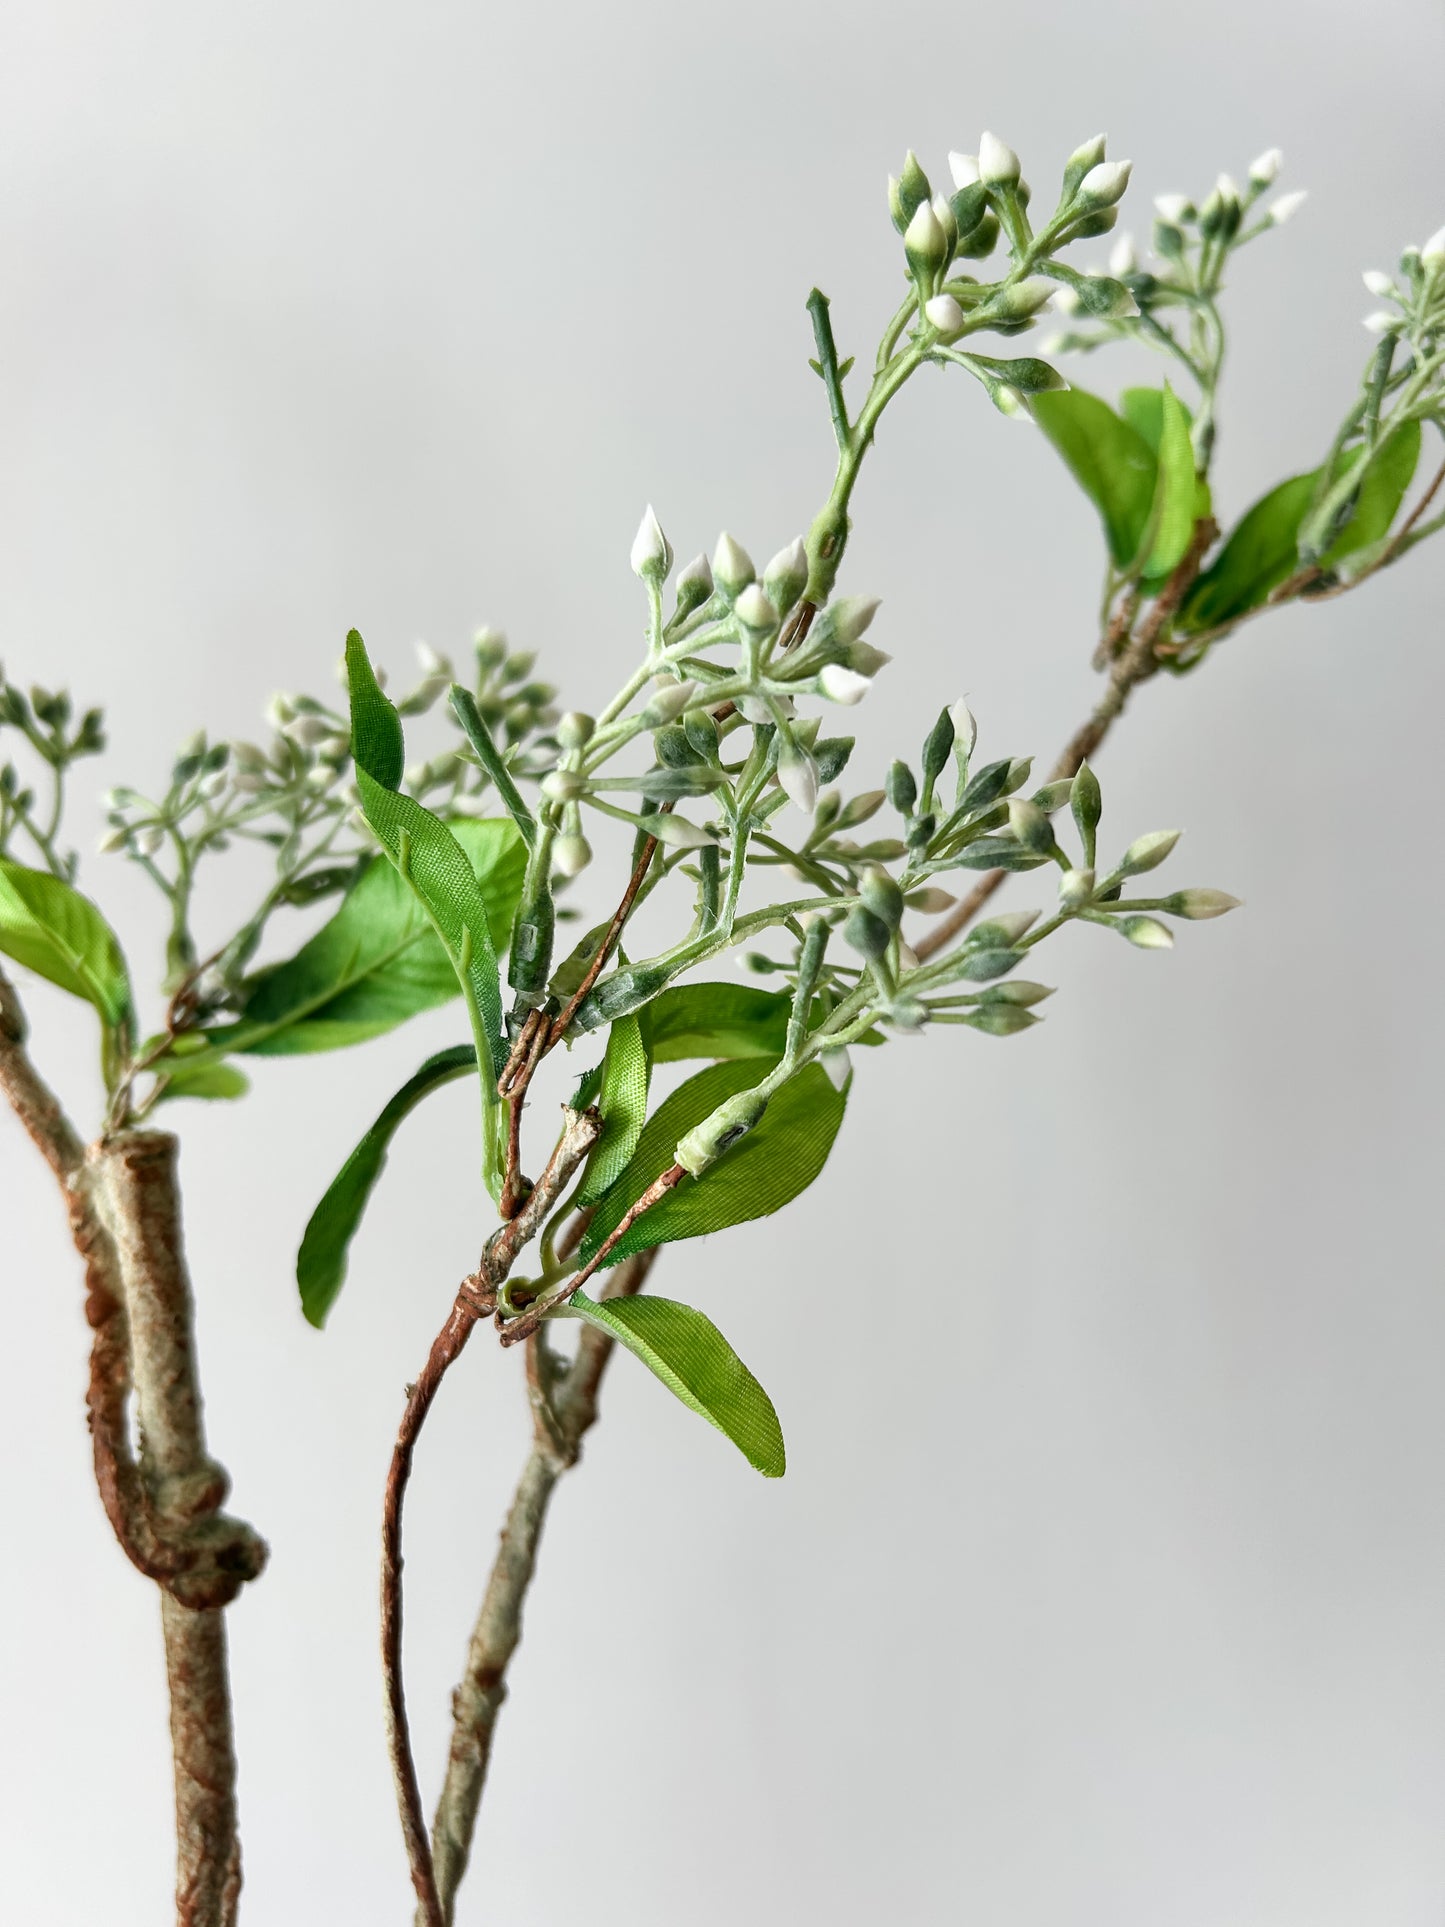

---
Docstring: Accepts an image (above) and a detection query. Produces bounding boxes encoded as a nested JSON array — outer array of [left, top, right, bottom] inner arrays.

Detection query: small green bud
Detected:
[[843, 904, 892, 962], [1115, 915, 1173, 950], [674, 1087, 770, 1177], [540, 769, 586, 803], [812, 737, 855, 785], [1071, 762, 1102, 865], [960, 1002, 1040, 1037], [672, 553, 714, 620], [1117, 828, 1181, 876], [858, 863, 904, 930], [885, 760, 917, 816], [904, 199, 950, 279], [1007, 797, 1055, 856], [1058, 867, 1095, 910], [1061, 133, 1108, 195], [921, 707, 956, 789], [556, 711, 595, 752], [474, 626, 508, 671], [1161, 889, 1241, 920], [970, 910, 1038, 948], [989, 278, 1054, 321], [763, 538, 808, 615], [683, 709, 720, 758], [552, 832, 592, 879], [1075, 159, 1132, 209], [649, 814, 717, 850], [735, 583, 780, 632], [641, 679, 698, 727]]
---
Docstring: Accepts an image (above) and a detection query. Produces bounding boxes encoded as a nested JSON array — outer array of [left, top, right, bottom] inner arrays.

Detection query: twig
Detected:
[[546, 825, 665, 1048], [497, 1161, 686, 1348], [915, 519, 1218, 962], [381, 1107, 601, 1927], [425, 1246, 659, 1925]]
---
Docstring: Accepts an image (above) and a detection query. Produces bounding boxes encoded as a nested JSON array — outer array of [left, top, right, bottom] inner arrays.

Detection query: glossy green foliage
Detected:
[[577, 1057, 848, 1271], [347, 631, 509, 1198], [564, 1291, 786, 1477], [0, 857, 131, 1038], [296, 1044, 478, 1327], [575, 1012, 650, 1206]]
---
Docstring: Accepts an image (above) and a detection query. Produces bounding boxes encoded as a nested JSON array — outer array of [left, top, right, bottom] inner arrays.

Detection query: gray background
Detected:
[[3, 2, 1444, 1922]]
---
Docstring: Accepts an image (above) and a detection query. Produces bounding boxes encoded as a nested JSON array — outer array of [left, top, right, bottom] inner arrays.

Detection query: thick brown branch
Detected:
[[426, 1247, 658, 1924], [382, 1106, 601, 1927], [915, 519, 1218, 962]]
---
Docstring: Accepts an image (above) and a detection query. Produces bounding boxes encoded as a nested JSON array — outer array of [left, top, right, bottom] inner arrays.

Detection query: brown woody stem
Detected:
[[382, 1106, 601, 1926], [425, 1247, 659, 1925], [2, 969, 264, 1927]]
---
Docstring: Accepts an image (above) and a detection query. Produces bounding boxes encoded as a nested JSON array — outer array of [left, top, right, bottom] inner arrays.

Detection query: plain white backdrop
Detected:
[[3, 2, 1444, 1922]]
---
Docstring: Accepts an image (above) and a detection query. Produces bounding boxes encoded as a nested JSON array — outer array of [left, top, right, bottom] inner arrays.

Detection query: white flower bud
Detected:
[[1153, 193, 1193, 223], [1118, 915, 1173, 950], [266, 694, 296, 729], [1117, 828, 1181, 875], [762, 537, 808, 612], [318, 733, 350, 760], [978, 131, 1021, 187], [556, 711, 595, 751], [776, 740, 819, 814], [630, 503, 673, 581], [991, 276, 1054, 320], [403, 762, 429, 790], [819, 1046, 853, 1090], [552, 832, 592, 878], [738, 694, 794, 726], [1167, 889, 1241, 919], [1214, 172, 1241, 204], [712, 531, 754, 597], [540, 769, 586, 803], [232, 771, 270, 794], [1268, 190, 1308, 226], [1363, 310, 1402, 335], [1050, 285, 1082, 316], [1077, 159, 1132, 208], [818, 664, 872, 705], [284, 714, 334, 748], [177, 729, 206, 760], [306, 763, 341, 791], [924, 292, 966, 335], [948, 151, 980, 189], [1362, 269, 1396, 298], [1421, 224, 1445, 269], [641, 678, 698, 726], [1066, 133, 1108, 176], [948, 698, 978, 759], [415, 642, 447, 675], [230, 741, 267, 771], [825, 594, 881, 644], [96, 826, 129, 854], [1058, 867, 1095, 910], [1108, 233, 1137, 276], [133, 825, 165, 857], [903, 198, 949, 267], [650, 814, 716, 850], [675, 552, 713, 601], [1248, 147, 1283, 187], [199, 769, 229, 799], [734, 583, 780, 632]]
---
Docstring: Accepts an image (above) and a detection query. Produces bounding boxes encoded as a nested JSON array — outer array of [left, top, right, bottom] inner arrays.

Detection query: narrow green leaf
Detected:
[[0, 858, 131, 1031], [576, 1012, 652, 1206], [347, 631, 508, 1199], [563, 1291, 785, 1477], [1141, 383, 1197, 580], [1178, 469, 1321, 631], [154, 1055, 251, 1102], [1318, 418, 1422, 566], [1033, 387, 1158, 570], [296, 1044, 478, 1327], [205, 821, 525, 1058], [578, 1057, 848, 1270], [638, 982, 795, 1062]]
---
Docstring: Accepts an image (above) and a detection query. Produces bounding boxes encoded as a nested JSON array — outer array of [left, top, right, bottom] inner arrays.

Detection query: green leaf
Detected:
[[347, 631, 508, 1200], [1141, 383, 1198, 581], [1178, 469, 1321, 632], [1033, 387, 1158, 571], [562, 1291, 785, 1477], [0, 858, 131, 1031], [1318, 418, 1422, 566], [578, 1057, 848, 1270], [575, 1012, 651, 1206], [154, 1053, 251, 1102], [296, 1043, 478, 1328], [206, 821, 525, 1058], [638, 982, 794, 1062]]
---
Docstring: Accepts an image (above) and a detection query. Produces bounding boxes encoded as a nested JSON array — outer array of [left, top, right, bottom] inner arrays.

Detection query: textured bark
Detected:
[[426, 1245, 658, 1925], [3, 974, 263, 1927]]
